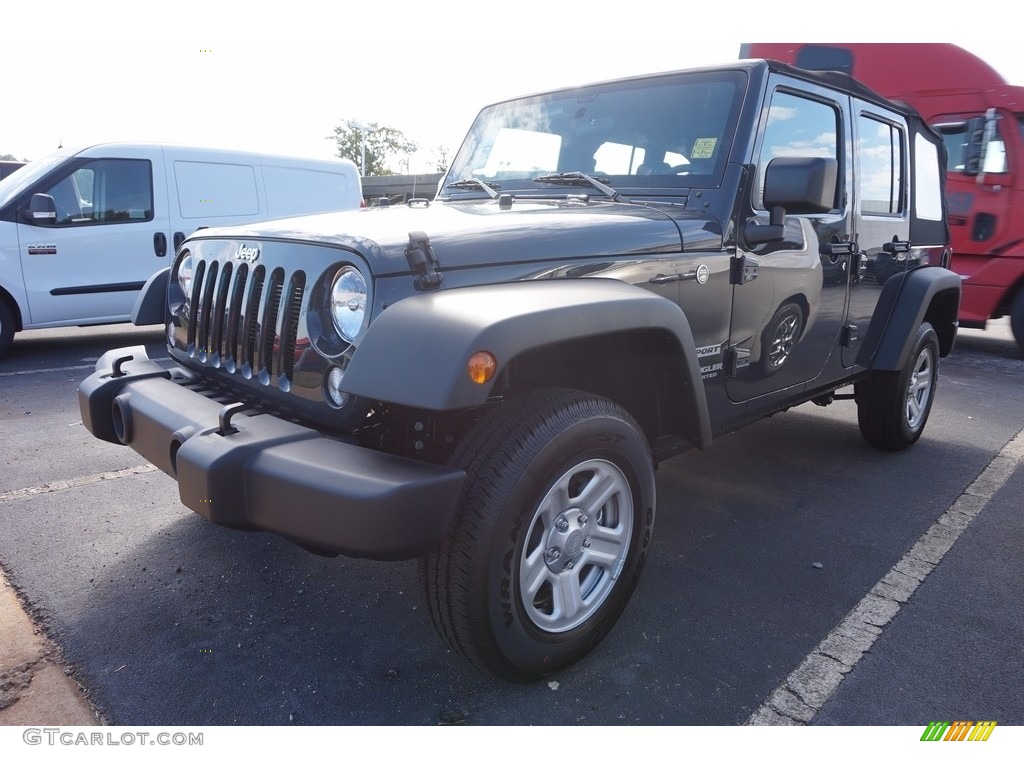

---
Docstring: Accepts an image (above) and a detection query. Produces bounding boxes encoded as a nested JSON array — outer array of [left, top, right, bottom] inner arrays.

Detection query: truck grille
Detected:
[[185, 259, 307, 385]]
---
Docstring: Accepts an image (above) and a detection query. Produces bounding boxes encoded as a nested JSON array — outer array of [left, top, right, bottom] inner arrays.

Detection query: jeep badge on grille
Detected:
[[235, 244, 261, 262]]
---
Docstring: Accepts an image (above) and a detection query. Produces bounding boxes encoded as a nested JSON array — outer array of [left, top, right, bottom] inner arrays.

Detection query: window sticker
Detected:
[[691, 138, 717, 159]]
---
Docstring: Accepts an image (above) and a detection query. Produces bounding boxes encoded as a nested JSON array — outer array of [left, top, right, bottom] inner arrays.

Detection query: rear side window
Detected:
[[263, 165, 359, 217], [914, 133, 943, 222], [858, 114, 904, 215], [38, 158, 153, 226], [175, 161, 259, 218]]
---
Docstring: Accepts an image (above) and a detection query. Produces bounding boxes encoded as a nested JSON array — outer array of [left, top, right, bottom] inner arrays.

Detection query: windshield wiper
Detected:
[[532, 172, 627, 202], [445, 177, 500, 198]]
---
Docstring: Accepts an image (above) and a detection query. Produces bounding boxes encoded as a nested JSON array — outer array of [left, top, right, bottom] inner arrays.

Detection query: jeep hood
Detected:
[[187, 198, 724, 275]]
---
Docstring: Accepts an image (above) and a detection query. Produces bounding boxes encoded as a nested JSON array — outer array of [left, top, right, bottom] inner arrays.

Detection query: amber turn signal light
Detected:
[[467, 351, 497, 384]]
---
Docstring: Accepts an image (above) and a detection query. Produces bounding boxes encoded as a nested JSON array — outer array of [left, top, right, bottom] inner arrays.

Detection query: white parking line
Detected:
[[747, 427, 1024, 725], [0, 465, 158, 504]]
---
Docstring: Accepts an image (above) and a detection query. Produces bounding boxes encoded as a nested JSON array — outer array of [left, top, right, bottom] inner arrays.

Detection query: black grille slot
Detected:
[[241, 266, 266, 373], [279, 272, 306, 382], [196, 261, 219, 362], [258, 268, 285, 379], [224, 263, 248, 368], [185, 259, 207, 350], [211, 262, 232, 366]]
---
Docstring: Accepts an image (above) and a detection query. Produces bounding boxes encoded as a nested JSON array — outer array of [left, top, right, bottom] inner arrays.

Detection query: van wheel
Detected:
[[856, 322, 939, 451], [419, 388, 656, 681], [0, 298, 16, 358]]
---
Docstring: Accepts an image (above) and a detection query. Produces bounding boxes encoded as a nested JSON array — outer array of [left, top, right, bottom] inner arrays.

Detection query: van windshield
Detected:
[[0, 151, 72, 209]]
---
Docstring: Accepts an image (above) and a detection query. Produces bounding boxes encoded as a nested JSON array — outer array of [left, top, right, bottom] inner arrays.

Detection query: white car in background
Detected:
[[0, 142, 361, 356]]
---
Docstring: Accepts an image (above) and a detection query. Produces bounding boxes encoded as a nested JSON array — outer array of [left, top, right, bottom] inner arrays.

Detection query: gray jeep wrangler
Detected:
[[79, 59, 961, 681]]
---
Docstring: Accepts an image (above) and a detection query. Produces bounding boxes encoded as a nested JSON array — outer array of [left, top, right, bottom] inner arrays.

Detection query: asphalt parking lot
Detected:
[[0, 320, 1021, 726]]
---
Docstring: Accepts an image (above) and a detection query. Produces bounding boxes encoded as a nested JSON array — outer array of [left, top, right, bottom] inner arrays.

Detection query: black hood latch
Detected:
[[405, 231, 444, 291]]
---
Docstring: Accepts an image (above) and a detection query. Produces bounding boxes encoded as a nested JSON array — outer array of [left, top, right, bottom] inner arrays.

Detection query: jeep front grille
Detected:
[[184, 259, 307, 386]]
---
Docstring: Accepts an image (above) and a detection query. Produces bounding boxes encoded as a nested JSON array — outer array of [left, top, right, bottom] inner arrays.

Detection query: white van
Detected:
[[0, 142, 361, 356]]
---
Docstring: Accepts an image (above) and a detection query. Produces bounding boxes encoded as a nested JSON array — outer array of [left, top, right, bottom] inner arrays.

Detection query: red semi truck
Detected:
[[741, 43, 1024, 353]]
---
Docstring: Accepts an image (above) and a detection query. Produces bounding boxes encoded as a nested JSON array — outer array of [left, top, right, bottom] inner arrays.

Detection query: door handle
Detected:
[[823, 237, 858, 258], [649, 273, 680, 284], [883, 236, 911, 255], [153, 232, 167, 258], [173, 231, 186, 250]]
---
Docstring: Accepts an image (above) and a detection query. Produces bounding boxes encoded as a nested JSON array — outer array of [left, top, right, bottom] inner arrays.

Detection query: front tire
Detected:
[[856, 322, 939, 451], [419, 388, 656, 681]]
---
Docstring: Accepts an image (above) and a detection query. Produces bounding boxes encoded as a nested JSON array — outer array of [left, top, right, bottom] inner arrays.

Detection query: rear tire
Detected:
[[419, 388, 656, 681], [856, 322, 939, 451]]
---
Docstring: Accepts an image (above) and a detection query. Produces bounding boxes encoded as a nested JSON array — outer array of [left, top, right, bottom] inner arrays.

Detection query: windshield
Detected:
[[0, 150, 72, 209], [443, 70, 746, 198]]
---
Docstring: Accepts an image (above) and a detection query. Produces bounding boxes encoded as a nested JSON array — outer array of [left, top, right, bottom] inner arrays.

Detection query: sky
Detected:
[[4, 1, 1024, 172]]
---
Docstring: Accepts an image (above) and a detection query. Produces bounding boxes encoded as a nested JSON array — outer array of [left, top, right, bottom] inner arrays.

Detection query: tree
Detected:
[[330, 120, 418, 176], [433, 145, 451, 174]]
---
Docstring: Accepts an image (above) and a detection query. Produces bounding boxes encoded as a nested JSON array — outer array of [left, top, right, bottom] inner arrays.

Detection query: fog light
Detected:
[[467, 351, 497, 384], [325, 366, 349, 408]]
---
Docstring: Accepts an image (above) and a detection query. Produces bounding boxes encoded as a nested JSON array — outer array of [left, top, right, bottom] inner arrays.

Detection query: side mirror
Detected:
[[763, 156, 838, 214], [744, 156, 838, 246], [25, 193, 57, 224]]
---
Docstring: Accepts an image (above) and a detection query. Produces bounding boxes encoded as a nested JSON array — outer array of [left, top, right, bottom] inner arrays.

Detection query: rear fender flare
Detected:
[[859, 267, 961, 370]]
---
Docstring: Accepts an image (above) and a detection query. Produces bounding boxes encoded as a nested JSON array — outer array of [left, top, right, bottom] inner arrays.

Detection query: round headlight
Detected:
[[330, 266, 367, 343], [177, 252, 196, 297]]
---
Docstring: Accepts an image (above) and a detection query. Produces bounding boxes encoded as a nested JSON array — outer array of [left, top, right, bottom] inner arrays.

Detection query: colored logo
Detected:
[[920, 721, 996, 742]]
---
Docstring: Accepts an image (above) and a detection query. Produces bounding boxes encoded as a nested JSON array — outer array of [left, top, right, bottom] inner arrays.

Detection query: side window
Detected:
[[40, 158, 153, 226], [914, 133, 944, 221], [756, 91, 839, 210], [858, 114, 904, 215], [936, 120, 1008, 174]]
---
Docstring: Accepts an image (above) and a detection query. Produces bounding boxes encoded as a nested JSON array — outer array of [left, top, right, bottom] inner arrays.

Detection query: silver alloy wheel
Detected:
[[519, 458, 633, 633], [905, 345, 935, 430], [767, 311, 801, 369]]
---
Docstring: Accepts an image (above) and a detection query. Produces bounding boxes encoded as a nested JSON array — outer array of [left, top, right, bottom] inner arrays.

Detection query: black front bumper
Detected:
[[78, 347, 465, 559]]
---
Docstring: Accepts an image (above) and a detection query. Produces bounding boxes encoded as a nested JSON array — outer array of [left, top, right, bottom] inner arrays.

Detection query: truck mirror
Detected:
[[964, 115, 987, 176], [26, 193, 58, 224]]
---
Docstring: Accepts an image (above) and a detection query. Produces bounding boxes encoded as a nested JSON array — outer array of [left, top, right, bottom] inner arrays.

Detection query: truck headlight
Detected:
[[330, 266, 367, 342]]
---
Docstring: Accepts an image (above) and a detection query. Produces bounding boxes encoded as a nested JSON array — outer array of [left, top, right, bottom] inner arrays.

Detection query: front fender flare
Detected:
[[131, 267, 170, 326], [343, 279, 712, 447]]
